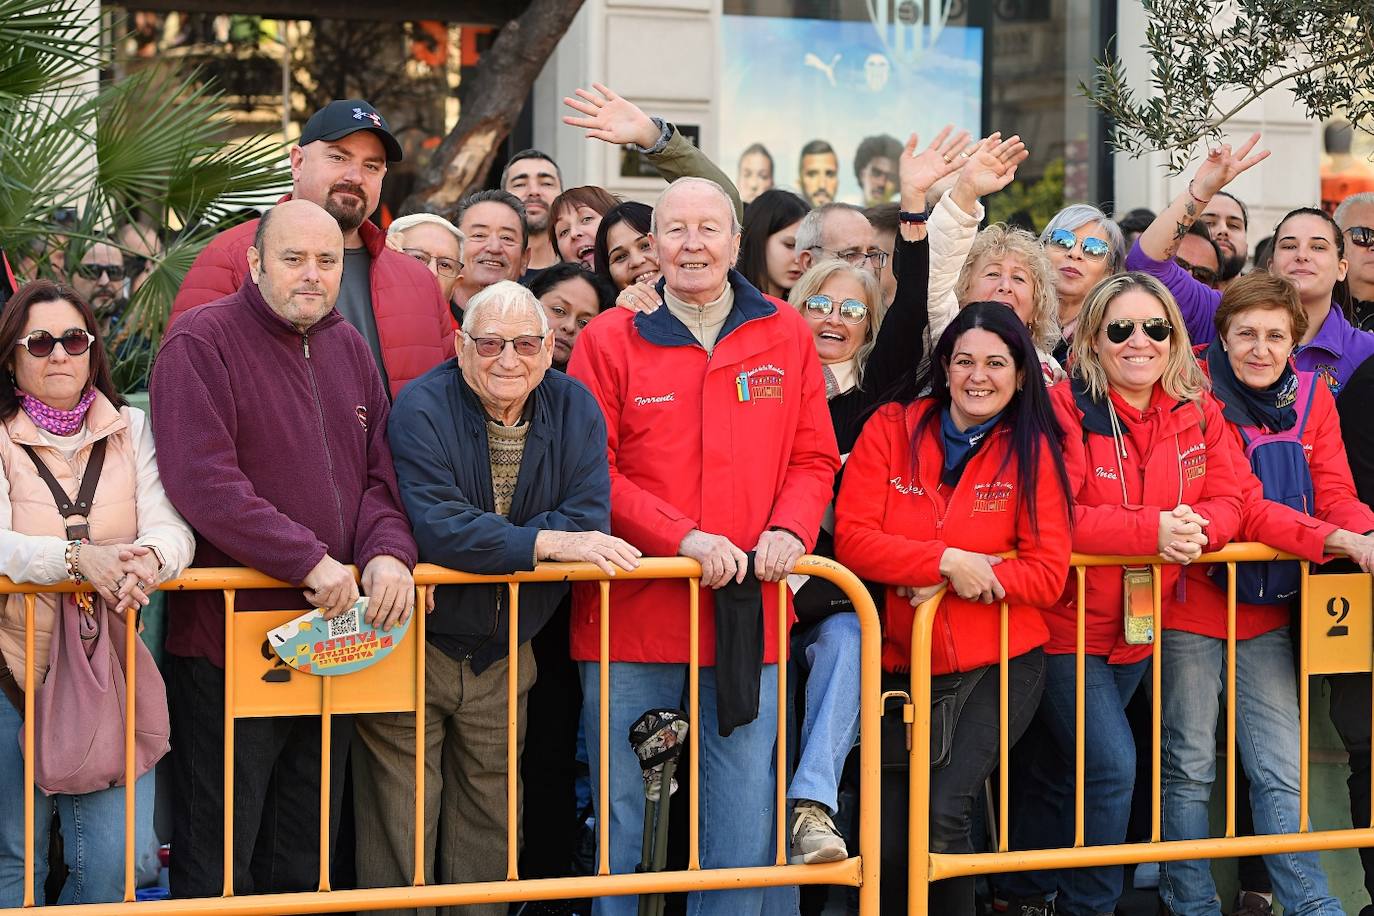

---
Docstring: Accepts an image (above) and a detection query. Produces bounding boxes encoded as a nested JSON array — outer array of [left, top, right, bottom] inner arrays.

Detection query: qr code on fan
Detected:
[[326, 611, 360, 639]]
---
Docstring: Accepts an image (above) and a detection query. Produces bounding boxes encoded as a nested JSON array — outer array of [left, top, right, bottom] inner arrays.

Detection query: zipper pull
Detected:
[[302, 334, 311, 358]]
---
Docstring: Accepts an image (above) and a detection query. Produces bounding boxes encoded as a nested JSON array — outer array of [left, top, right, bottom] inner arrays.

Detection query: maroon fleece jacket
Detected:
[[151, 276, 418, 667]]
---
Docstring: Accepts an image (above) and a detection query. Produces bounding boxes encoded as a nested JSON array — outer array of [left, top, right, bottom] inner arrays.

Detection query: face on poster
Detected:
[[721, 12, 983, 208]]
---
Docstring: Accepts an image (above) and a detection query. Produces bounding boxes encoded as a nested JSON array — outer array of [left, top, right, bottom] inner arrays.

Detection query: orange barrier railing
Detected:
[[2, 555, 882, 914], [904, 543, 1374, 915]]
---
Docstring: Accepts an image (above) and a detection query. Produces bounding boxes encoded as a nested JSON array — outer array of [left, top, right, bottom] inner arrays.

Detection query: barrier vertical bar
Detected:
[[319, 673, 333, 891], [688, 579, 700, 870], [223, 589, 237, 897], [1300, 561, 1311, 829], [908, 593, 942, 916], [22, 593, 35, 908], [598, 580, 611, 876], [507, 582, 521, 881], [998, 601, 1009, 852], [1150, 564, 1162, 843], [1225, 563, 1237, 837], [856, 567, 880, 916], [125, 595, 138, 901], [414, 586, 427, 887], [1074, 566, 1086, 847], [775, 580, 788, 866]]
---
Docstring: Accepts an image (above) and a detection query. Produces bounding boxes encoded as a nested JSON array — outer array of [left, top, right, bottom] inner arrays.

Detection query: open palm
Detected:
[[899, 126, 972, 198]]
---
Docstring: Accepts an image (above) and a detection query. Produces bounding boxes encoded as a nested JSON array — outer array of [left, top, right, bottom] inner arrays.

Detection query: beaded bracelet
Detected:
[[64, 539, 84, 584]]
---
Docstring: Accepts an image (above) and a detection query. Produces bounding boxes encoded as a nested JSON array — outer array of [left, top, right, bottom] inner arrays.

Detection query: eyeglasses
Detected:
[[1346, 226, 1374, 248], [17, 328, 95, 358], [74, 263, 126, 281], [1104, 317, 1173, 344], [1046, 228, 1110, 261], [466, 334, 544, 358], [803, 294, 869, 324], [811, 247, 888, 270], [1173, 256, 1218, 287], [404, 248, 462, 278]]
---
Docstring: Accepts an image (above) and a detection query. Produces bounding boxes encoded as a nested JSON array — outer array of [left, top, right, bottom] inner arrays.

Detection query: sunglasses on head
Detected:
[[467, 334, 544, 358], [74, 263, 126, 281], [1105, 317, 1173, 344], [1347, 226, 1374, 248], [1046, 228, 1110, 261], [803, 294, 869, 324], [17, 328, 95, 358]]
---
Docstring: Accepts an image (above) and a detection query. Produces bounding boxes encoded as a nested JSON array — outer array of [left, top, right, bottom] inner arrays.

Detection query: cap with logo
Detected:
[[298, 99, 403, 163]]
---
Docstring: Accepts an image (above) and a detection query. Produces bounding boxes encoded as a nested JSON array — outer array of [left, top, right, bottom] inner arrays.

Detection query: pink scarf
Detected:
[[19, 389, 97, 437]]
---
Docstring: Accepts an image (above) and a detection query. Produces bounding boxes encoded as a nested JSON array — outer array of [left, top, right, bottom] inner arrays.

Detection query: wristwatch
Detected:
[[630, 117, 673, 155]]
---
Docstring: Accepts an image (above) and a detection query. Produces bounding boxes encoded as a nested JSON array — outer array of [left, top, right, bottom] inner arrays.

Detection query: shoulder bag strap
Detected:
[[20, 437, 108, 541]]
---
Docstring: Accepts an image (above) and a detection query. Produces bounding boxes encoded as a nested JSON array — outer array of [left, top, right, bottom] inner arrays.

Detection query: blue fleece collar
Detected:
[[633, 269, 777, 348]]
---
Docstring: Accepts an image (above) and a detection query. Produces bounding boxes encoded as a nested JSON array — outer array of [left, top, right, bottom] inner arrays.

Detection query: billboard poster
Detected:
[[720, 7, 984, 208]]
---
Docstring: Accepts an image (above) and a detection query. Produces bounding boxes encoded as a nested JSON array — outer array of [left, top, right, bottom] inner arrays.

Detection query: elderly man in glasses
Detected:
[[793, 202, 887, 277], [568, 176, 839, 915], [386, 213, 465, 307], [366, 279, 638, 916]]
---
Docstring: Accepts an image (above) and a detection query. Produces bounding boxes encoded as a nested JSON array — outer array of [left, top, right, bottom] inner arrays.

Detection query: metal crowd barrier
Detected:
[[2, 555, 882, 913], [905, 543, 1374, 915]]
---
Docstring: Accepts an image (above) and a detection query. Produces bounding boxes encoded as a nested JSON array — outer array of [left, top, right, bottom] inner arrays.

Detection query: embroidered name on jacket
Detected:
[[889, 475, 925, 495], [634, 392, 676, 406], [973, 481, 1014, 513], [736, 364, 785, 402]]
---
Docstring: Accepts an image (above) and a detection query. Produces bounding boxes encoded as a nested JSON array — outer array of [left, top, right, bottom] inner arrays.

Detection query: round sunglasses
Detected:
[[1046, 228, 1110, 261], [803, 294, 869, 324], [1105, 317, 1173, 344], [16, 328, 96, 358]]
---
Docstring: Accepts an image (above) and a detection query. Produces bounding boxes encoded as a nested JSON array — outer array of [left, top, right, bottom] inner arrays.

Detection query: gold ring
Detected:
[[942, 153, 954, 163]]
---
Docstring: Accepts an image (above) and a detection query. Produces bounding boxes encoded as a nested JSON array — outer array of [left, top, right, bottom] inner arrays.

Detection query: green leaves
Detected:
[[0, 1, 289, 389], [1085, 1, 1372, 173]]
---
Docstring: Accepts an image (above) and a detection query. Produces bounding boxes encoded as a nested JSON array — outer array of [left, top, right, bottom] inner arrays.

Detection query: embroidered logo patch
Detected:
[[1313, 362, 1341, 394], [352, 107, 383, 128], [356, 405, 368, 430], [736, 364, 785, 402], [1182, 452, 1206, 482], [972, 481, 1014, 513]]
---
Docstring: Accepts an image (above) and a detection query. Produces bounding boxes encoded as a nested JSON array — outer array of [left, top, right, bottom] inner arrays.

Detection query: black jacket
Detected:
[[388, 361, 612, 674]]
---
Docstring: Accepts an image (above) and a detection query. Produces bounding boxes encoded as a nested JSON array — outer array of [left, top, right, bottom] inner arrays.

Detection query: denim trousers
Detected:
[[1158, 627, 1341, 916], [579, 661, 782, 916], [1004, 653, 1149, 916], [787, 613, 861, 814], [0, 693, 157, 906]]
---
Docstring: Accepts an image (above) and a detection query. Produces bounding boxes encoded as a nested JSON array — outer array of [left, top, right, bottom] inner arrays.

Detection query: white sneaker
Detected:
[[789, 801, 847, 864]]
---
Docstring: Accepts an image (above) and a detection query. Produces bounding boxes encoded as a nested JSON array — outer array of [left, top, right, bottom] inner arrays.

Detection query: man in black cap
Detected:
[[169, 99, 452, 397]]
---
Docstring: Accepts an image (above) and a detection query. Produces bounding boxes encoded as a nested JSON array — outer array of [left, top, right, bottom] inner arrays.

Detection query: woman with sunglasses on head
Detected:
[[1000, 273, 1246, 916], [834, 303, 1073, 914], [0, 280, 193, 906], [1039, 204, 1126, 363], [1131, 132, 1374, 395], [1155, 271, 1370, 916]]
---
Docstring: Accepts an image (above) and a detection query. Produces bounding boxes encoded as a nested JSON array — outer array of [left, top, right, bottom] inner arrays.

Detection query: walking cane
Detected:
[[628, 709, 689, 916]]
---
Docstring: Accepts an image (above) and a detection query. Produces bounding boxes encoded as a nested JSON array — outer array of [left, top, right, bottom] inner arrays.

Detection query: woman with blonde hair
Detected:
[[1001, 272, 1246, 916]]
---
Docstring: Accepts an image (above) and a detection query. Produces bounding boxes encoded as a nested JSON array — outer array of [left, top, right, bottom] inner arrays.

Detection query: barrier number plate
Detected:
[[1307, 573, 1373, 675]]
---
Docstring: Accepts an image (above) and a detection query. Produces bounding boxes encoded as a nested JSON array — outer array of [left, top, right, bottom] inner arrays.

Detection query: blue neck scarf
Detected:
[[940, 407, 1004, 486]]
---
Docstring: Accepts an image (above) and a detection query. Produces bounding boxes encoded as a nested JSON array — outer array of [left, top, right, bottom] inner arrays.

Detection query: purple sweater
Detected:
[[151, 277, 418, 667], [1126, 240, 1374, 394]]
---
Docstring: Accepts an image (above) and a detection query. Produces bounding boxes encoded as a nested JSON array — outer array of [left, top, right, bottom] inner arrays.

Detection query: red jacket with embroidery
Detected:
[[566, 271, 840, 665], [1178, 373, 1374, 638], [1047, 379, 1245, 663], [168, 196, 452, 398], [833, 401, 1071, 675]]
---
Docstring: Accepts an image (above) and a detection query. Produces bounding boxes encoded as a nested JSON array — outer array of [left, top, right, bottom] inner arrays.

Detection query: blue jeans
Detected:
[[1158, 627, 1341, 916], [786, 614, 860, 814], [0, 695, 157, 905], [1004, 653, 1149, 916], [579, 661, 783, 916]]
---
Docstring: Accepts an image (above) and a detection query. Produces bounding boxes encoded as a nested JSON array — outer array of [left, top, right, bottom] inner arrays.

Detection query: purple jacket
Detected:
[[151, 277, 418, 667], [1126, 240, 1374, 394]]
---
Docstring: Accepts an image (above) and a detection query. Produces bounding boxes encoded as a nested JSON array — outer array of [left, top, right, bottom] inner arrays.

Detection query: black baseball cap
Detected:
[[298, 99, 403, 163]]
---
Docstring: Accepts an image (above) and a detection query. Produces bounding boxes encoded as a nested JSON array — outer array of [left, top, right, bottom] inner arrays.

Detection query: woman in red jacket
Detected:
[[1160, 272, 1374, 916], [1002, 272, 1246, 916], [835, 301, 1072, 916]]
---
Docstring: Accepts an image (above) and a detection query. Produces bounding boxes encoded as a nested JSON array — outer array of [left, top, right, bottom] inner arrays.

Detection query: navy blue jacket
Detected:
[[388, 360, 612, 673]]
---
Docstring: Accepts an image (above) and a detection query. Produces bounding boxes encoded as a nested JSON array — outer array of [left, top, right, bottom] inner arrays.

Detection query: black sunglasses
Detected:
[[74, 262, 126, 281], [1347, 226, 1374, 249], [1105, 317, 1173, 344], [1174, 256, 1218, 287], [17, 328, 95, 358]]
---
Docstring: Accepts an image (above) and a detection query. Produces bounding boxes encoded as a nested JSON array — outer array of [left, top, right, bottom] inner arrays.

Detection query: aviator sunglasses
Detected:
[[1105, 317, 1173, 344], [1046, 228, 1110, 261], [803, 294, 869, 324], [17, 328, 96, 358]]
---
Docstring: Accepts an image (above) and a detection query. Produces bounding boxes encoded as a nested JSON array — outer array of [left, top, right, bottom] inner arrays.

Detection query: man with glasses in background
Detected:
[[369, 279, 637, 916], [1336, 192, 1374, 330], [794, 202, 889, 278], [68, 239, 127, 334], [1173, 222, 1224, 291], [386, 213, 464, 321]]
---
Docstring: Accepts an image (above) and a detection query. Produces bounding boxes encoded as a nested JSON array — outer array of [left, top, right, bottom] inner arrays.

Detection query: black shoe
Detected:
[[1232, 892, 1274, 916]]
